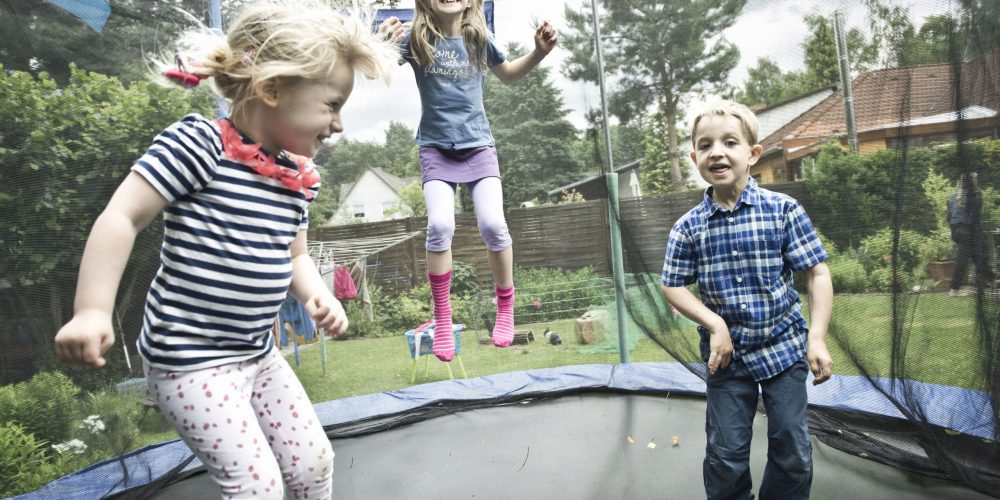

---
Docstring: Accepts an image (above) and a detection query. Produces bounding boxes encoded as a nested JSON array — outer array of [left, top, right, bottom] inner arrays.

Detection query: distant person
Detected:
[[948, 172, 993, 296], [378, 0, 557, 361], [660, 100, 834, 500], [54, 2, 397, 498]]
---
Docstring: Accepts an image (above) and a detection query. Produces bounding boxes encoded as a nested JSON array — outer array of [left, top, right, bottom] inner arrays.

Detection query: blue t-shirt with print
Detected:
[[401, 31, 507, 149]]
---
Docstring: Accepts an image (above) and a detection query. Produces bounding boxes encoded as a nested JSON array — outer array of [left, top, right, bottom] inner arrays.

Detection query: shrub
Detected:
[[858, 229, 926, 291], [75, 391, 143, 457], [920, 229, 956, 264], [827, 253, 869, 294], [807, 141, 936, 250], [450, 260, 479, 297], [0, 371, 81, 445], [0, 422, 49, 497]]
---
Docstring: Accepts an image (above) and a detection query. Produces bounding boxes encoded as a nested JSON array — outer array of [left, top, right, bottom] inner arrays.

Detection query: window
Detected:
[[382, 202, 395, 215], [352, 205, 364, 218]]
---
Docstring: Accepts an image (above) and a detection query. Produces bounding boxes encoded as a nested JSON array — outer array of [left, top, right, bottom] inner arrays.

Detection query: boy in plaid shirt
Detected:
[[661, 100, 834, 500]]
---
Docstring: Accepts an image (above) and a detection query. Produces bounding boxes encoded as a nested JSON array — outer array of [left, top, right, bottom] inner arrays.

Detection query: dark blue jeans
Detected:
[[703, 358, 812, 500]]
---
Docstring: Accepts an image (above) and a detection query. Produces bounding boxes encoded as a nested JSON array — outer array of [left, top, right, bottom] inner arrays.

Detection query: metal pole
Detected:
[[209, 0, 229, 118], [834, 10, 859, 154], [589, 0, 614, 173], [589, 0, 630, 363], [605, 173, 631, 363]]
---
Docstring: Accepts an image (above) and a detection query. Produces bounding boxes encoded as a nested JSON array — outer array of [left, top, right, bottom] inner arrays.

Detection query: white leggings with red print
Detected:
[[144, 348, 333, 500]]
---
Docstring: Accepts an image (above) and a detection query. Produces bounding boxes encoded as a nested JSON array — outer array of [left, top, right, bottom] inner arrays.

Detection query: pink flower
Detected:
[[533, 299, 542, 309]]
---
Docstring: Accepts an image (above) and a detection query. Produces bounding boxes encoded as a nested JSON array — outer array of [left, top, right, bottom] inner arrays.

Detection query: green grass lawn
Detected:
[[288, 292, 986, 403]]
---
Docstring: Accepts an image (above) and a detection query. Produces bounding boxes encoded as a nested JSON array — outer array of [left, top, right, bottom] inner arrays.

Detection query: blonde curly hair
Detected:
[[690, 100, 760, 147], [158, 0, 398, 118]]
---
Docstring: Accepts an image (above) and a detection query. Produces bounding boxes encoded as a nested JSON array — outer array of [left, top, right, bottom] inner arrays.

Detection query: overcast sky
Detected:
[[340, 0, 957, 143]]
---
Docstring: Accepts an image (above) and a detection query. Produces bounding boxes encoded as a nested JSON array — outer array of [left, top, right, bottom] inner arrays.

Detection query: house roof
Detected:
[[339, 167, 417, 202], [761, 48, 1000, 158], [753, 84, 838, 141], [370, 167, 417, 195], [546, 159, 642, 197]]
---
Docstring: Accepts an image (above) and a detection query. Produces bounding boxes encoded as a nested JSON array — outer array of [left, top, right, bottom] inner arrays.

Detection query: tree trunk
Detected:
[[666, 100, 684, 193]]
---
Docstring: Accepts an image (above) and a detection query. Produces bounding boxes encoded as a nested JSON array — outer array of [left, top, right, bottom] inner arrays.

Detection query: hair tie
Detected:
[[164, 54, 208, 88]]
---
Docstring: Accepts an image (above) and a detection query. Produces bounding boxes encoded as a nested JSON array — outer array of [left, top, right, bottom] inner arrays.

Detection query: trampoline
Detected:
[[3, 1, 1000, 499], [17, 363, 994, 500]]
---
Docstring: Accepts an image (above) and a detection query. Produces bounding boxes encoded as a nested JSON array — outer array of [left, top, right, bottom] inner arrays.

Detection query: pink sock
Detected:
[[493, 285, 515, 347], [428, 271, 454, 362]]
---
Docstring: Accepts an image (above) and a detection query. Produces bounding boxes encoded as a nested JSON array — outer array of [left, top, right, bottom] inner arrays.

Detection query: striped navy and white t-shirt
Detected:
[[132, 114, 319, 371]]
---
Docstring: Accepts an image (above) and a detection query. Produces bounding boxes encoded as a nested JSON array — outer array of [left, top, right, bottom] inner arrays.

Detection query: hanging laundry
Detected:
[[278, 294, 315, 346]]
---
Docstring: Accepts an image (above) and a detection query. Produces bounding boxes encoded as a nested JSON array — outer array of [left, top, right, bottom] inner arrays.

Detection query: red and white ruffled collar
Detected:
[[217, 119, 320, 200]]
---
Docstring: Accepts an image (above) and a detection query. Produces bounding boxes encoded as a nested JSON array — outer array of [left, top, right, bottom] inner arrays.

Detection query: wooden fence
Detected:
[[309, 182, 812, 294]]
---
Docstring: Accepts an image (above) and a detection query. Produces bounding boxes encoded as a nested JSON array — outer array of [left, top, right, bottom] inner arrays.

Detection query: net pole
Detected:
[[589, 0, 630, 363], [209, 0, 229, 117], [606, 173, 631, 363], [834, 9, 859, 154]]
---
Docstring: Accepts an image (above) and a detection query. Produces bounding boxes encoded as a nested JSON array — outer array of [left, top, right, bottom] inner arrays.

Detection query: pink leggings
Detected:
[[144, 348, 333, 499]]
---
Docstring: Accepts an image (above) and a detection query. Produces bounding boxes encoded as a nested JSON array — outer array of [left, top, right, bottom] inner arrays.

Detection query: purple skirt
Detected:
[[419, 146, 500, 184]]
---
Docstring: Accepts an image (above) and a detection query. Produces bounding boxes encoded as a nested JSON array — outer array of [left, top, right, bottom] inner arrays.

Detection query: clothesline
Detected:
[[307, 231, 424, 271]]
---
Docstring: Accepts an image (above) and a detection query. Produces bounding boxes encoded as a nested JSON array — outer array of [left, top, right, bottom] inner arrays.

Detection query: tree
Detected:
[[802, 14, 876, 86], [483, 44, 585, 207], [392, 180, 427, 217], [382, 121, 419, 178], [561, 0, 744, 193], [805, 141, 937, 250], [959, 0, 1000, 57], [0, 0, 231, 85], [0, 65, 213, 378], [735, 57, 814, 108], [572, 110, 646, 176]]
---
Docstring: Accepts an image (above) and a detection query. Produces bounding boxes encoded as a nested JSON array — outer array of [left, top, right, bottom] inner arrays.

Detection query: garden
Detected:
[[2, 62, 997, 498]]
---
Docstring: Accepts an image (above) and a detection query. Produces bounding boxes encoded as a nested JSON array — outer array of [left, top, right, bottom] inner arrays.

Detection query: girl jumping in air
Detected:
[[380, 0, 557, 362], [54, 2, 397, 498]]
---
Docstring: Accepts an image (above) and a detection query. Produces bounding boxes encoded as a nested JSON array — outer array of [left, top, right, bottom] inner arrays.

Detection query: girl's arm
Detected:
[[490, 21, 558, 85], [54, 172, 167, 367], [288, 230, 348, 336]]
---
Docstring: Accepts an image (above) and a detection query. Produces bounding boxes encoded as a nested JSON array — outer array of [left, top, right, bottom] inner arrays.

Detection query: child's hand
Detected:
[[304, 293, 348, 337], [378, 16, 406, 43], [706, 321, 733, 375], [534, 21, 558, 54], [807, 339, 833, 385], [54, 310, 116, 368]]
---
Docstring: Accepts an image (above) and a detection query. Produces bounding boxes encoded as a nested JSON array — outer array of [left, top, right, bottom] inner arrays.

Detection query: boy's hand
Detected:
[[807, 339, 833, 385], [534, 21, 558, 54], [707, 319, 733, 375], [55, 310, 115, 368], [304, 293, 348, 337], [377, 16, 406, 43]]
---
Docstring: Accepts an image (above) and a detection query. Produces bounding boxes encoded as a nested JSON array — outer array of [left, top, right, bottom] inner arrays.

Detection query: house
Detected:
[[757, 48, 1000, 182], [546, 159, 643, 202], [330, 167, 418, 225]]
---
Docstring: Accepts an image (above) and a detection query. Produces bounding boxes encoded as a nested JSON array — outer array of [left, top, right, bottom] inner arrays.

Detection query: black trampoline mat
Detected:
[[150, 393, 993, 499]]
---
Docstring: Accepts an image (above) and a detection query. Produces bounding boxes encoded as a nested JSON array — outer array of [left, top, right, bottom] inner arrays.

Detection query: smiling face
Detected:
[[424, 0, 471, 23], [259, 62, 355, 158], [689, 114, 763, 201]]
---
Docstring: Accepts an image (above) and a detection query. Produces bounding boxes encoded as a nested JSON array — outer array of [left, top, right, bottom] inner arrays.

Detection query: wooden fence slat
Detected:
[[309, 182, 813, 293]]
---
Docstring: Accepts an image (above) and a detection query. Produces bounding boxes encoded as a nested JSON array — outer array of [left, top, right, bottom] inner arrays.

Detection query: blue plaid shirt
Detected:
[[661, 178, 828, 381]]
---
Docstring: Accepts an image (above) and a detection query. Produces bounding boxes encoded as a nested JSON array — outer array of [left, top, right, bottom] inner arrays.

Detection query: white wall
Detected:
[[330, 171, 405, 225]]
